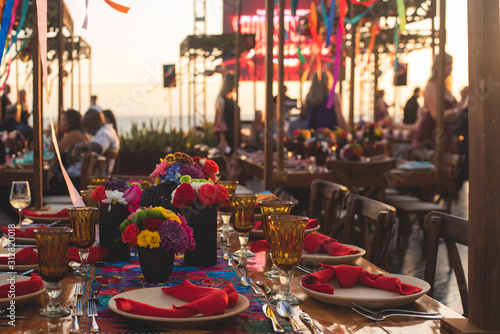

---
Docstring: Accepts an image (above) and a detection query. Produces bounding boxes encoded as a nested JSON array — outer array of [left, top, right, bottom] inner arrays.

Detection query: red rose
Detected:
[[215, 184, 229, 204], [173, 183, 197, 208], [198, 184, 218, 206], [202, 159, 219, 181], [122, 224, 140, 248], [92, 186, 107, 205], [192, 156, 201, 165], [143, 218, 163, 231]]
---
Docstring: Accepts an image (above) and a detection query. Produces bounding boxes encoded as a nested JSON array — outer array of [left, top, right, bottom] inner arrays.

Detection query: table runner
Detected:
[[80, 243, 287, 333]]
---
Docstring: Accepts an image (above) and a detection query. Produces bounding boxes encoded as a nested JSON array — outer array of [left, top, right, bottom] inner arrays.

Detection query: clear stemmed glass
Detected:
[[67, 207, 98, 276], [217, 181, 239, 233], [231, 194, 257, 258], [267, 215, 308, 305], [33, 227, 73, 317], [10, 181, 31, 228], [259, 201, 293, 278]]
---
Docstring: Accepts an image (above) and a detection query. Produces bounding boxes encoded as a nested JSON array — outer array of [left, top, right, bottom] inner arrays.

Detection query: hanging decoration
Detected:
[[396, 0, 407, 32], [0, 0, 15, 67], [83, 0, 130, 29]]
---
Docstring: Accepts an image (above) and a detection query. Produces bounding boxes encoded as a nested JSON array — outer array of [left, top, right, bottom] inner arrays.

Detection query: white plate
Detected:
[[250, 225, 320, 239], [300, 244, 366, 266], [301, 273, 430, 308], [108, 287, 250, 328], [23, 214, 70, 223], [0, 274, 46, 308], [0, 249, 38, 271]]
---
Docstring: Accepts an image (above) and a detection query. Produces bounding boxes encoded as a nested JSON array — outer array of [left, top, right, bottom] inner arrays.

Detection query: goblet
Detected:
[[10, 181, 31, 228], [67, 207, 98, 276], [33, 227, 73, 317], [231, 194, 257, 258], [88, 176, 110, 186], [217, 181, 239, 233], [259, 200, 293, 278], [267, 215, 308, 305], [80, 189, 98, 207]]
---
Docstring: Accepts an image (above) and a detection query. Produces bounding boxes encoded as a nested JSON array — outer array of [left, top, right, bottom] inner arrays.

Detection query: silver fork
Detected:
[[352, 302, 439, 316], [88, 299, 99, 332], [351, 307, 445, 321], [74, 283, 84, 323], [69, 302, 79, 332]]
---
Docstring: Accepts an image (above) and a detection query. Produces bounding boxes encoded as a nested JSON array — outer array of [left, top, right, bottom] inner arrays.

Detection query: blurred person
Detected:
[[103, 109, 118, 136], [1, 84, 12, 122], [286, 105, 308, 138], [403, 87, 421, 125], [0, 104, 32, 138], [412, 54, 459, 153], [88, 95, 102, 112], [305, 71, 346, 131], [214, 72, 238, 155], [249, 110, 265, 150], [48, 109, 88, 155], [17, 89, 30, 125], [375, 89, 393, 123]]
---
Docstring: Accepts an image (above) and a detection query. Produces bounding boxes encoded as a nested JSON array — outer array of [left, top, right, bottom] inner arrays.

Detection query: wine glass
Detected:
[[33, 227, 73, 317], [267, 215, 308, 305], [217, 181, 239, 233], [67, 207, 98, 276], [10, 181, 31, 228], [231, 194, 257, 258], [259, 200, 293, 278]]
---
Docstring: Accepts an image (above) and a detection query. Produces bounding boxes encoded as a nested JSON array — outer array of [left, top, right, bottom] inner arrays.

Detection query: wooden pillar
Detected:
[[188, 57, 192, 130], [234, 0, 241, 152], [58, 0, 64, 124], [349, 23, 356, 127], [466, 0, 500, 330], [179, 59, 183, 131], [78, 52, 81, 112], [70, 37, 74, 108], [276, 0, 285, 172], [373, 44, 379, 122], [264, 0, 274, 190], [32, 3, 43, 210], [434, 0, 446, 171]]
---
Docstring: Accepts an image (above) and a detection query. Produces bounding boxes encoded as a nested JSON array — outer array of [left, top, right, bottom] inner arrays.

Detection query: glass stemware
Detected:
[[33, 227, 73, 317], [259, 200, 293, 278], [217, 181, 239, 233], [267, 215, 308, 305], [88, 176, 110, 186], [10, 181, 31, 228], [80, 189, 98, 207], [231, 194, 257, 258], [67, 207, 98, 276]]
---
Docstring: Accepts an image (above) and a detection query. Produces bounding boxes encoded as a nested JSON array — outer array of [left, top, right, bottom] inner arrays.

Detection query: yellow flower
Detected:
[[137, 230, 151, 248], [153, 206, 181, 223], [147, 231, 161, 248]]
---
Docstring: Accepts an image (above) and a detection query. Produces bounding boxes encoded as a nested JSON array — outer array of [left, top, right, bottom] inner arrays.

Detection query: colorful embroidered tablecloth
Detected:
[[77, 244, 286, 333]]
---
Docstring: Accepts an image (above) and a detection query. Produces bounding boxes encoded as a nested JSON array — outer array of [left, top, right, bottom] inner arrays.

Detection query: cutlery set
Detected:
[[351, 302, 444, 321], [70, 282, 100, 333]]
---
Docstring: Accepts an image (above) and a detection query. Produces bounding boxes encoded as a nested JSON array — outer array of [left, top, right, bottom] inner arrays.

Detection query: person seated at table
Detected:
[[286, 105, 308, 139], [0, 104, 32, 138], [305, 71, 346, 131], [48, 109, 88, 156], [249, 110, 265, 150], [103, 109, 118, 136]]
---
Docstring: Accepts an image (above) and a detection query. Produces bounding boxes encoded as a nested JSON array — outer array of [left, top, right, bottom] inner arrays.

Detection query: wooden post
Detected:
[[373, 43, 379, 122], [78, 51, 81, 112], [58, 0, 64, 126], [179, 59, 183, 131], [277, 0, 285, 172], [349, 22, 356, 127], [32, 3, 43, 210], [434, 0, 446, 171], [234, 0, 241, 153], [71, 37, 74, 108], [466, 0, 500, 330], [264, 0, 274, 190]]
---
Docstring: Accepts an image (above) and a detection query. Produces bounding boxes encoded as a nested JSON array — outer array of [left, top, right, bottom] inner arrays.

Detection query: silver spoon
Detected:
[[240, 276, 261, 296], [277, 301, 303, 333]]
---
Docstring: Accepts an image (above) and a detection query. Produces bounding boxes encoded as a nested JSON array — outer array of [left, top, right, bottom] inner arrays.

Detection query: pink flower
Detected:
[[123, 184, 142, 212]]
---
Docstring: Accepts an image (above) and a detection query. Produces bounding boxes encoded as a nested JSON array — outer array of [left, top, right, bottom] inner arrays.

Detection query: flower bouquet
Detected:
[[1, 130, 25, 157], [91, 179, 146, 262], [120, 206, 195, 282], [339, 143, 365, 161]]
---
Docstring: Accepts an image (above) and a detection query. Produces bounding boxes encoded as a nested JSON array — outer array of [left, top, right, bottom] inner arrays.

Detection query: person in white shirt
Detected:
[[88, 95, 103, 112]]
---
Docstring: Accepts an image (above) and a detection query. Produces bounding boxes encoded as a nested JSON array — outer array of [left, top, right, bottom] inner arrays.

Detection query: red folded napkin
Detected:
[[21, 208, 69, 218], [253, 218, 319, 230], [0, 273, 44, 298], [301, 264, 422, 295], [0, 246, 38, 265], [303, 233, 360, 256], [2, 225, 48, 238], [69, 247, 108, 264], [114, 281, 239, 318], [250, 240, 271, 253]]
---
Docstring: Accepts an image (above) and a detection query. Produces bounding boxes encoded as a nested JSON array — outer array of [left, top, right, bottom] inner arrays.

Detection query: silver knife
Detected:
[[299, 310, 323, 334], [263, 304, 285, 333]]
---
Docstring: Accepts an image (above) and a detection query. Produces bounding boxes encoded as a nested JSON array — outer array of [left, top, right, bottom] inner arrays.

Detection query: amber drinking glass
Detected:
[[80, 189, 98, 207], [34, 227, 73, 317], [68, 207, 98, 276], [231, 194, 257, 258], [259, 200, 293, 278], [217, 181, 239, 233], [267, 215, 308, 305], [88, 176, 110, 186]]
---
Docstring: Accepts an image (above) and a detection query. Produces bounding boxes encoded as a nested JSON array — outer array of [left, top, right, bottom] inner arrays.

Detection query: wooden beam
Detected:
[[277, 0, 285, 172], [373, 44, 379, 122], [434, 0, 446, 171], [32, 2, 43, 210], [264, 0, 274, 190], [58, 0, 64, 127], [349, 24, 356, 127], [467, 0, 500, 331], [234, 0, 241, 152]]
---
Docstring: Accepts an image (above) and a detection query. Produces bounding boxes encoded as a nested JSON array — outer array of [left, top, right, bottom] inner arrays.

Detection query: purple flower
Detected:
[[157, 220, 189, 255], [179, 215, 196, 251], [178, 164, 205, 180], [104, 179, 128, 191]]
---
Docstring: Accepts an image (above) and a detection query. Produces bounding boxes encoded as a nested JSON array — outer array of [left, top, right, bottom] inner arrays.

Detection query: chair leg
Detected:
[[398, 212, 412, 270]]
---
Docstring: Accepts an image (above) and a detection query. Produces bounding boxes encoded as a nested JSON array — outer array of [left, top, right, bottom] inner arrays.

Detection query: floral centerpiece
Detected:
[[339, 143, 365, 161], [1, 130, 25, 156], [120, 206, 195, 282], [171, 176, 229, 211], [292, 129, 311, 142]]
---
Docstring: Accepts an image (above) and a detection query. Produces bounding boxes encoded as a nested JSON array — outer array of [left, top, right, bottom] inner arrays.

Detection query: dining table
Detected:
[[0, 226, 463, 333]]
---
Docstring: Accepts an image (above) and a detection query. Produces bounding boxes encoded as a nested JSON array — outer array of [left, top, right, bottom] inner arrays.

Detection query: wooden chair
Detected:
[[341, 194, 397, 267], [104, 149, 119, 176], [79, 152, 107, 190], [423, 211, 468, 317], [308, 179, 348, 237], [326, 158, 396, 201]]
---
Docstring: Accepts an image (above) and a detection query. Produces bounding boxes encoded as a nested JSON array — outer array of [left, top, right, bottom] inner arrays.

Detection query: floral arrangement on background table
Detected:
[[1, 130, 25, 157], [120, 206, 195, 282], [292, 129, 311, 142], [355, 121, 385, 143], [339, 143, 365, 161]]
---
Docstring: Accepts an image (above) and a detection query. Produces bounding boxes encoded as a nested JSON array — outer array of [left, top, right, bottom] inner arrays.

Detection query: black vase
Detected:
[[182, 206, 218, 267], [138, 247, 175, 283], [98, 204, 130, 262], [139, 183, 174, 210]]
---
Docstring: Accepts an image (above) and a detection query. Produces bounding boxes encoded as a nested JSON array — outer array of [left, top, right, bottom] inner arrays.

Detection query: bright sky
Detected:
[[49, 0, 468, 126]]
